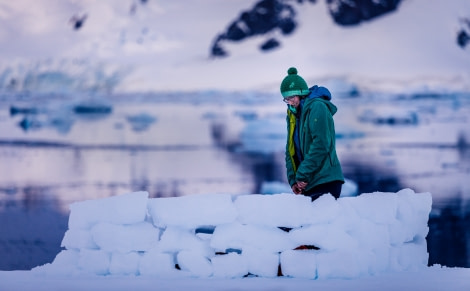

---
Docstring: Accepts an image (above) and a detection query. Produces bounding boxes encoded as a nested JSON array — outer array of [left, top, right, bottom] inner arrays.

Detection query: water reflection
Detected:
[[0, 92, 469, 270], [0, 186, 67, 270], [341, 159, 404, 193], [233, 152, 286, 194], [428, 197, 470, 268]]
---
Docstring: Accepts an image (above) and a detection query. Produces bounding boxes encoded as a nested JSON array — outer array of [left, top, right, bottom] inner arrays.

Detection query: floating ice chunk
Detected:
[[68, 191, 149, 230], [260, 181, 291, 195], [91, 222, 160, 253], [109, 252, 140, 275], [212, 252, 248, 278], [234, 194, 314, 228], [339, 178, 358, 197], [148, 194, 237, 229], [126, 113, 157, 132], [177, 250, 213, 277], [280, 249, 317, 279], [358, 107, 418, 126]]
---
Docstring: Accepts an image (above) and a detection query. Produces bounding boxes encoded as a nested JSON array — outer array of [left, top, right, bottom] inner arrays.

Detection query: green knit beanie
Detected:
[[280, 67, 310, 98]]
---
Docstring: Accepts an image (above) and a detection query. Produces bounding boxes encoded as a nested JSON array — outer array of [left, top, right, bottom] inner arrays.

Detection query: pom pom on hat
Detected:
[[287, 67, 298, 75], [280, 67, 309, 98]]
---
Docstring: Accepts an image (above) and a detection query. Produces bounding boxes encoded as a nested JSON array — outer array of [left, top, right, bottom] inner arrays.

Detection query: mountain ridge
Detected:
[[211, 0, 404, 58], [0, 0, 469, 94]]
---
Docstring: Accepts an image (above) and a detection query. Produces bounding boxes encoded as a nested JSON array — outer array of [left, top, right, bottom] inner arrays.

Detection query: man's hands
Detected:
[[292, 181, 308, 194]]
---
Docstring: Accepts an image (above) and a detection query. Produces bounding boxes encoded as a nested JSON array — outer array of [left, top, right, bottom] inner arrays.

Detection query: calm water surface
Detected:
[[0, 92, 469, 269]]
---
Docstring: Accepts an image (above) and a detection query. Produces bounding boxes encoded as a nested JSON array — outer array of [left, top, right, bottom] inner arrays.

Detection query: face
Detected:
[[283, 95, 301, 108]]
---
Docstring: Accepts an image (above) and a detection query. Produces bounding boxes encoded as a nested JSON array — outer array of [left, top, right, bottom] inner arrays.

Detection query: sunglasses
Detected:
[[283, 96, 297, 103]]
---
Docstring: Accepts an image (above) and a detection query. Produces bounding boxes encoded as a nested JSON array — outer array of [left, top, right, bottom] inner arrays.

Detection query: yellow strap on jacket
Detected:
[[287, 110, 297, 173]]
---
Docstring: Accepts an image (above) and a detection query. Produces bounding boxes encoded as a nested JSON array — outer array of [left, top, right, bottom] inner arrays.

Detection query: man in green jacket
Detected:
[[281, 67, 344, 201]]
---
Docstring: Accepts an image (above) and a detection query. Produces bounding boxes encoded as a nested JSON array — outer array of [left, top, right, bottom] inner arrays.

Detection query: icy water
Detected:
[[0, 91, 469, 270]]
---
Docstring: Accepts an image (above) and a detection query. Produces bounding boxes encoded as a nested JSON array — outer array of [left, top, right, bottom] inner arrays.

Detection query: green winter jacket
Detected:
[[285, 91, 344, 192]]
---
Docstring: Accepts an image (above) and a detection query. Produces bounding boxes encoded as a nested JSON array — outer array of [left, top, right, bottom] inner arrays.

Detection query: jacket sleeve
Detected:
[[295, 102, 332, 182]]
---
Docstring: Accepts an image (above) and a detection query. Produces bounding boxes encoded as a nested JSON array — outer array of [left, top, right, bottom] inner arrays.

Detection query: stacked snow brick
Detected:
[[35, 189, 432, 279]]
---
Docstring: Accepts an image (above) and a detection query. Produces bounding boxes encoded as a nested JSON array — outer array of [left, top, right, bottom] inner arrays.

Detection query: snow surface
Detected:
[[37, 189, 432, 279], [1, 266, 469, 291], [0, 191, 433, 274], [0, 0, 469, 94], [1, 189, 470, 290]]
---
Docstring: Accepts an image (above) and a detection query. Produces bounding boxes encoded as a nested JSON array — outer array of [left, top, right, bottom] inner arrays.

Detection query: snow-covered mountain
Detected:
[[210, 0, 403, 57], [0, 0, 469, 94]]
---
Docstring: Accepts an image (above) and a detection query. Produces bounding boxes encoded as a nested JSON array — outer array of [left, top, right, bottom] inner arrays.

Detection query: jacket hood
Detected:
[[308, 85, 331, 100], [304, 86, 337, 115]]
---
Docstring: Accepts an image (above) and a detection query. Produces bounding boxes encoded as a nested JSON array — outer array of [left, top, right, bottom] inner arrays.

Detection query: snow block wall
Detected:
[[35, 189, 432, 279]]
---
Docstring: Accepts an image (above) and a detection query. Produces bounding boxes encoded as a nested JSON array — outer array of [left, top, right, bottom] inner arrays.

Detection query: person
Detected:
[[280, 67, 344, 201]]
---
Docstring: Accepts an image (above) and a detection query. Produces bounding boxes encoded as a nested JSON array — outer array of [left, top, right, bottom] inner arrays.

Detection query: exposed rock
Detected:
[[210, 0, 403, 57], [326, 0, 402, 26], [69, 14, 88, 30], [210, 0, 298, 57], [260, 38, 281, 51], [457, 18, 470, 49]]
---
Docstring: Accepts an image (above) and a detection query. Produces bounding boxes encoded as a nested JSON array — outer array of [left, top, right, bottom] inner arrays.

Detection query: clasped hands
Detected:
[[292, 181, 308, 194]]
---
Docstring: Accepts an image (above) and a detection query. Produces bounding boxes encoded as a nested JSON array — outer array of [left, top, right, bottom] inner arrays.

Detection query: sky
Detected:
[[0, 0, 469, 93]]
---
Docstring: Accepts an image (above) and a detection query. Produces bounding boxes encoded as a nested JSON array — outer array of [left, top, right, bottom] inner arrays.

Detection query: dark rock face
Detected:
[[211, 0, 299, 57], [69, 14, 88, 30], [457, 18, 470, 49], [210, 0, 402, 57], [326, 0, 402, 26], [260, 38, 281, 51]]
